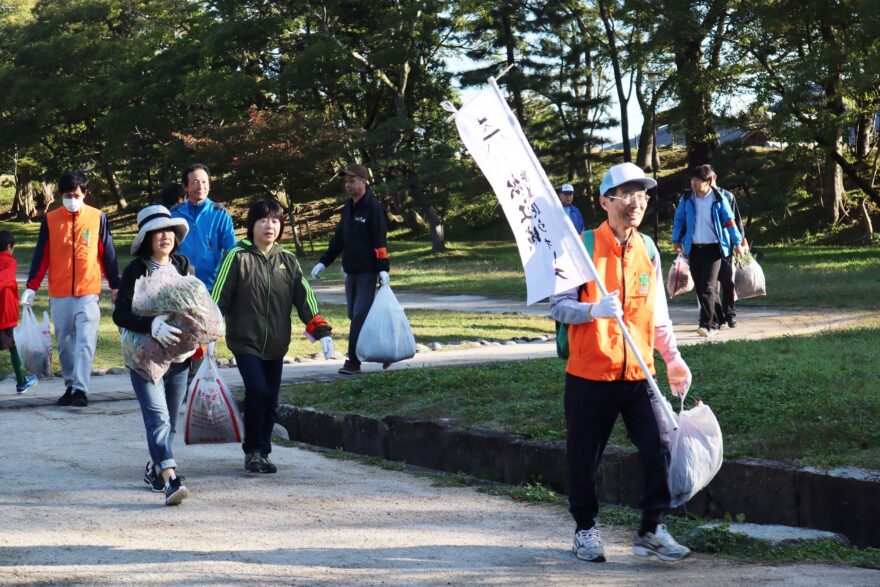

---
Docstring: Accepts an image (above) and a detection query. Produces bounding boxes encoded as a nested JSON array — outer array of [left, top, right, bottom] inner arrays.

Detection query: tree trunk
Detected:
[[408, 181, 445, 252], [674, 39, 718, 168], [635, 119, 655, 171], [855, 111, 873, 160], [860, 198, 873, 241], [12, 172, 36, 222], [821, 147, 844, 224], [598, 0, 631, 162], [501, 11, 527, 127], [38, 181, 53, 214], [102, 167, 128, 210]]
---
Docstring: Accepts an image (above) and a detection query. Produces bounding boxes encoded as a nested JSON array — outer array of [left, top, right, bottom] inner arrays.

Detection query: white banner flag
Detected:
[[450, 80, 595, 305]]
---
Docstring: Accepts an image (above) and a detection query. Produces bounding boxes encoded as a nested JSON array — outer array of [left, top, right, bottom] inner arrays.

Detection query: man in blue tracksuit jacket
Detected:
[[171, 163, 237, 292], [671, 164, 743, 336]]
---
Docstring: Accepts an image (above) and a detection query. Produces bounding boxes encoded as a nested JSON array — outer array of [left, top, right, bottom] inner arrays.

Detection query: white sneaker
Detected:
[[573, 526, 606, 562], [697, 326, 710, 337], [633, 524, 691, 561]]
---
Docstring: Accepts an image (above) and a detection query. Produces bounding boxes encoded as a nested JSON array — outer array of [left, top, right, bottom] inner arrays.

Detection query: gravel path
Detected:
[[2, 402, 879, 585]]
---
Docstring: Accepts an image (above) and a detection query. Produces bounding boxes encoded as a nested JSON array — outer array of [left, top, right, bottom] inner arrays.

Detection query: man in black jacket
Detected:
[[311, 163, 389, 375]]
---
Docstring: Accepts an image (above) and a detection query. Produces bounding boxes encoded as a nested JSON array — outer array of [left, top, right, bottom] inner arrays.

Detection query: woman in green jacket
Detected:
[[212, 198, 333, 473]]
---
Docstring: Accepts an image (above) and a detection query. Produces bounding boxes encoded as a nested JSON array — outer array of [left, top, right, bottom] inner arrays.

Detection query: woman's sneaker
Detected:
[[572, 526, 605, 562], [633, 524, 691, 561], [143, 462, 164, 493], [16, 375, 38, 393], [164, 476, 188, 506]]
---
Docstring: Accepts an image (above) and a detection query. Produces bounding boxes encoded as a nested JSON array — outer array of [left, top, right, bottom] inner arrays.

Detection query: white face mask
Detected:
[[63, 198, 83, 213]]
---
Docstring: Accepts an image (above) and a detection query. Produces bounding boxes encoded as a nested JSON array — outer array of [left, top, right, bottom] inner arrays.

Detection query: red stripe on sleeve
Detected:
[[374, 247, 389, 260]]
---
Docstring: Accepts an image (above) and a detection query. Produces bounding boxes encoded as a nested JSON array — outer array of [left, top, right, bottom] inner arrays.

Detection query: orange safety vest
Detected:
[[45, 205, 105, 297], [566, 221, 657, 381]]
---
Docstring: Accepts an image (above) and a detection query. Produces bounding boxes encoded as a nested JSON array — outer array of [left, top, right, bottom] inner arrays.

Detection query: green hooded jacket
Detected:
[[212, 239, 331, 360]]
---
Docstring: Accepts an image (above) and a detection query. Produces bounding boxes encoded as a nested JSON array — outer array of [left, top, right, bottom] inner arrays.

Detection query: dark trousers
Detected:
[[716, 255, 736, 322], [564, 374, 672, 531], [345, 271, 378, 366], [235, 353, 283, 456], [689, 244, 724, 329]]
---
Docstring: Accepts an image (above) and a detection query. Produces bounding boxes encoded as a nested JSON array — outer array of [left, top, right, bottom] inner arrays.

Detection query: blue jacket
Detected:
[[563, 205, 585, 234], [171, 198, 237, 291], [672, 188, 742, 257]]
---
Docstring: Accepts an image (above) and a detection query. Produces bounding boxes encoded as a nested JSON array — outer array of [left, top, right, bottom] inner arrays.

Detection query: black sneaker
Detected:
[[244, 453, 276, 474], [144, 462, 164, 493], [57, 386, 74, 406], [727, 316, 737, 328], [70, 389, 88, 407], [164, 476, 188, 506], [260, 455, 277, 474], [338, 360, 361, 375]]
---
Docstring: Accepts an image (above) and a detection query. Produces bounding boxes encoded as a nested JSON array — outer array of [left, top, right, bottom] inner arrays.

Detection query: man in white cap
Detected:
[[551, 162, 692, 563], [558, 183, 585, 233]]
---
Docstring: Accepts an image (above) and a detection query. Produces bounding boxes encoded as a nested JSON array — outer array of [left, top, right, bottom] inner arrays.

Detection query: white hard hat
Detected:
[[599, 162, 657, 197]]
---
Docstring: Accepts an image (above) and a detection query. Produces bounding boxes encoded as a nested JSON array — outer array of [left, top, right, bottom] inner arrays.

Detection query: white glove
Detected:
[[320, 336, 334, 360], [20, 288, 35, 306], [151, 314, 182, 348], [666, 353, 692, 397], [207, 341, 216, 357], [588, 290, 622, 319], [311, 262, 325, 279], [340, 266, 347, 279], [378, 271, 390, 286]]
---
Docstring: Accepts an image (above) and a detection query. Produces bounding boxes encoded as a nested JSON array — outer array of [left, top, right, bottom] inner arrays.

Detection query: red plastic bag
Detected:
[[184, 356, 243, 445], [666, 254, 694, 298]]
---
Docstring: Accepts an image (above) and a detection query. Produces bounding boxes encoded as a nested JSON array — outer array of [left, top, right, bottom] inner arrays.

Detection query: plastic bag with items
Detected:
[[120, 267, 225, 383], [734, 252, 766, 299], [667, 398, 724, 507], [356, 284, 417, 365], [13, 306, 52, 377], [183, 355, 243, 444], [666, 254, 695, 298]]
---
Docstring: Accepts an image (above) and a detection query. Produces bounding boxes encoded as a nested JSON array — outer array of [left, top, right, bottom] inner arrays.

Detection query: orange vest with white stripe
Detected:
[[566, 221, 657, 381], [46, 205, 104, 297]]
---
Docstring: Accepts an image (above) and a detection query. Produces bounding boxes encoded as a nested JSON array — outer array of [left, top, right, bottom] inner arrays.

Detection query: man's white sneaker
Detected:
[[697, 326, 710, 337], [633, 524, 691, 561], [573, 526, 606, 562]]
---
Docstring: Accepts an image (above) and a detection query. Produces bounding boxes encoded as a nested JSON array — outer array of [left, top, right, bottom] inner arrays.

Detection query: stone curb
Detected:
[[687, 522, 850, 549], [275, 405, 880, 548]]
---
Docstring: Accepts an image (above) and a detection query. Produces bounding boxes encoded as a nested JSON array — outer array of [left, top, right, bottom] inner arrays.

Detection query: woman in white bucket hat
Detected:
[[112, 205, 194, 505]]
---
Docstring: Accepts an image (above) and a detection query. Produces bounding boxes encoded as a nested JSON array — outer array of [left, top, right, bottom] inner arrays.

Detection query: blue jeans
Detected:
[[131, 361, 190, 471], [344, 272, 378, 366], [235, 353, 283, 456]]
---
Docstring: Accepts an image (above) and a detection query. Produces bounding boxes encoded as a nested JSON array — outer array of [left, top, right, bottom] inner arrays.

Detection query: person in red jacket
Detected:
[[0, 231, 38, 393]]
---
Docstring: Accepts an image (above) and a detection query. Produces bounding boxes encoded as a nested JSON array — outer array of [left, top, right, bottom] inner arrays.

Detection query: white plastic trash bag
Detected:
[[356, 284, 417, 365], [183, 356, 243, 445], [666, 254, 694, 298], [667, 399, 724, 507], [13, 306, 52, 377], [734, 254, 766, 299]]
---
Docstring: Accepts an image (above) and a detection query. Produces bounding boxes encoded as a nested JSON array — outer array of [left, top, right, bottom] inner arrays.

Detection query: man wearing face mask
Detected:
[[22, 171, 121, 408]]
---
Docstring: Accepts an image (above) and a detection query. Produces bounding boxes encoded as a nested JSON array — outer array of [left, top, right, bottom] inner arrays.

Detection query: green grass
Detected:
[[0, 301, 552, 377], [280, 319, 880, 469]]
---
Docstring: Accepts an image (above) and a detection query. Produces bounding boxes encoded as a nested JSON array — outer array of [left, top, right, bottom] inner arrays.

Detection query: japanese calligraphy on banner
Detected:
[[450, 79, 596, 305]]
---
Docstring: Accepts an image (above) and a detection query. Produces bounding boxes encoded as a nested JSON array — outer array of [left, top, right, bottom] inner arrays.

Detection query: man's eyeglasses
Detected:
[[605, 193, 651, 205]]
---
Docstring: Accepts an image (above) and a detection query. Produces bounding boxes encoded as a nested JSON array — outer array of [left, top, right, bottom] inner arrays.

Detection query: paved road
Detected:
[[2, 402, 879, 585]]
